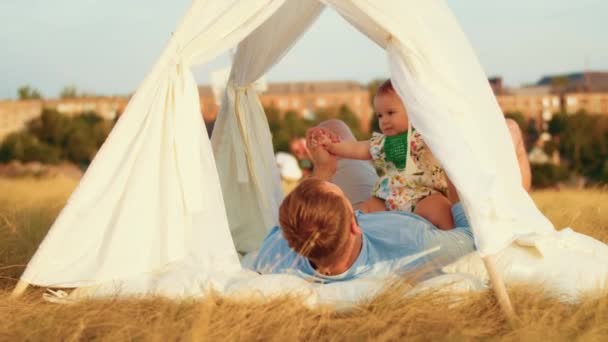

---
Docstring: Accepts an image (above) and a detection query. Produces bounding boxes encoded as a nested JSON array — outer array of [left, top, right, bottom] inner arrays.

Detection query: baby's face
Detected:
[[373, 92, 409, 136]]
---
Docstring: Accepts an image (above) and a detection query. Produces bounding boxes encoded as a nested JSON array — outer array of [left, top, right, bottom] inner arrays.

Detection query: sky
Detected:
[[1, 0, 607, 99]]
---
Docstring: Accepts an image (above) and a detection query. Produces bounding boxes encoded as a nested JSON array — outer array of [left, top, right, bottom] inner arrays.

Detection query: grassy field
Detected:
[[1, 177, 607, 341]]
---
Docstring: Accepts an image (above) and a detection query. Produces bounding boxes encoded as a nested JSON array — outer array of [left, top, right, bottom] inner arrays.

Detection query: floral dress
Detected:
[[369, 126, 447, 212]]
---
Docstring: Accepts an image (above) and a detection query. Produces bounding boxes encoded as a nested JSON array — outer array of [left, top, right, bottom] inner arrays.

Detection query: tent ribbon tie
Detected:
[[171, 60, 204, 213], [168, 32, 186, 69], [231, 82, 269, 209], [226, 83, 249, 183]]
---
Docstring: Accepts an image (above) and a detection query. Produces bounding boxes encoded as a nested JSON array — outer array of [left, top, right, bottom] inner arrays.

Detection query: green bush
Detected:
[[0, 110, 113, 166], [600, 160, 608, 184], [0, 132, 61, 164]]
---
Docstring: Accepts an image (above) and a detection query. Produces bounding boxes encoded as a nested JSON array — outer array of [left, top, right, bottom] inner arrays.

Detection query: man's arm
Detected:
[[308, 144, 337, 181], [506, 119, 531, 192], [306, 128, 338, 181]]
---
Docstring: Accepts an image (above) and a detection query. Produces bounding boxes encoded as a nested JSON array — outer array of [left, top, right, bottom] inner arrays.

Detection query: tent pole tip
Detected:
[[482, 255, 517, 326], [10, 280, 29, 298]]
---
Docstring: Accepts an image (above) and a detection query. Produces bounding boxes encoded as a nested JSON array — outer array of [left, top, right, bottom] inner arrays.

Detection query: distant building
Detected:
[[488, 77, 505, 95], [536, 71, 608, 114], [563, 92, 608, 114], [261, 81, 372, 132], [536, 71, 608, 93], [199, 80, 372, 132], [1, 80, 372, 140], [493, 83, 560, 122], [6, 74, 606, 142], [0, 100, 41, 140], [497, 89, 561, 123], [0, 97, 128, 140], [491, 71, 608, 122]]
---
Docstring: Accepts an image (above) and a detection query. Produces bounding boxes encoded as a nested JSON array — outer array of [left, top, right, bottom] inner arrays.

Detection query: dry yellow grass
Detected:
[[0, 176, 77, 208], [0, 177, 78, 289], [1, 178, 607, 341], [533, 188, 608, 241]]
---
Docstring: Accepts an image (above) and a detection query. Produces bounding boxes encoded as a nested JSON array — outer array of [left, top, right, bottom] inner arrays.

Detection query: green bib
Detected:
[[384, 132, 408, 170]]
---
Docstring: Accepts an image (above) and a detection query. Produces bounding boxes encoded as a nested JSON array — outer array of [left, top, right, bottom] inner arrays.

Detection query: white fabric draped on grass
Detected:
[[19, 0, 554, 291], [19, 0, 289, 287]]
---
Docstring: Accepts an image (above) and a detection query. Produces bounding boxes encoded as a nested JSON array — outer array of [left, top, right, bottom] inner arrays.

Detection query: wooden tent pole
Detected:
[[10, 280, 29, 298], [482, 255, 517, 325]]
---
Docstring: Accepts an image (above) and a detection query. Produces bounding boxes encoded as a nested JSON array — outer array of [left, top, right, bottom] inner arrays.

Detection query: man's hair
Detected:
[[279, 178, 352, 263], [376, 79, 395, 96]]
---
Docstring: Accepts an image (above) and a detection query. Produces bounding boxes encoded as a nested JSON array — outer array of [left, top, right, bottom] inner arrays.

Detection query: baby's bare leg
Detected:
[[446, 177, 459, 204], [354, 197, 386, 213], [414, 194, 454, 230]]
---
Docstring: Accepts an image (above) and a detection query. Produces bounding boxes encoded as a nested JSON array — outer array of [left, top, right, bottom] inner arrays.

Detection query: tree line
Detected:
[[0, 109, 114, 166], [2, 107, 607, 187], [3, 81, 608, 187], [507, 111, 608, 187]]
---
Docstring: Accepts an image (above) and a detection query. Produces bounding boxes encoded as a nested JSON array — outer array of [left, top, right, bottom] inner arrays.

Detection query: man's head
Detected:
[[279, 178, 359, 267]]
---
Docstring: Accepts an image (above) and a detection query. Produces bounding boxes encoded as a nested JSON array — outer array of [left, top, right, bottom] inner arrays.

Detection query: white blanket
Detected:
[[43, 228, 607, 308]]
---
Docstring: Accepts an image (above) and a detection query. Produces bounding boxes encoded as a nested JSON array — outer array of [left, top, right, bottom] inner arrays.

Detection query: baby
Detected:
[[309, 79, 454, 230]]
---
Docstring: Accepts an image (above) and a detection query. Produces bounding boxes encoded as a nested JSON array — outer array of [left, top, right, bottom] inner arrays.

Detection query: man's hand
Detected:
[[306, 128, 338, 181], [308, 127, 341, 149]]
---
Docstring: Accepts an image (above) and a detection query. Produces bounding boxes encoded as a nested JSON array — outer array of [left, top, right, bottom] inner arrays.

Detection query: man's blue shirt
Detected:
[[252, 204, 475, 283]]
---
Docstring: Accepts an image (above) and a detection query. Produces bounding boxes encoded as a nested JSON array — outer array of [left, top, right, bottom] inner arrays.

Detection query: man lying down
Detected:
[[252, 176, 474, 282], [253, 118, 532, 283], [254, 120, 471, 282]]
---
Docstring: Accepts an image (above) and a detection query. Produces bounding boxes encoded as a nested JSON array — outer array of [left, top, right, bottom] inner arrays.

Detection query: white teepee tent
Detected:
[[15, 0, 555, 294]]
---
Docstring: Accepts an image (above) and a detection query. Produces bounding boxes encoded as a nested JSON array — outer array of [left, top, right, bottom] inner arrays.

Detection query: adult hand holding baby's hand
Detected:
[[306, 127, 339, 180], [306, 127, 324, 148], [307, 127, 340, 149]]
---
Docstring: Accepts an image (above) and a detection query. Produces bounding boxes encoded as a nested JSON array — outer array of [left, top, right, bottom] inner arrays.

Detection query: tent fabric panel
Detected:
[[212, 0, 325, 252], [19, 0, 290, 287], [18, 0, 560, 291], [324, 0, 555, 255]]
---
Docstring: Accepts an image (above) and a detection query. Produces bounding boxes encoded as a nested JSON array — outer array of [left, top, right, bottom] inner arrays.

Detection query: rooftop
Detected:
[[536, 71, 608, 92]]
